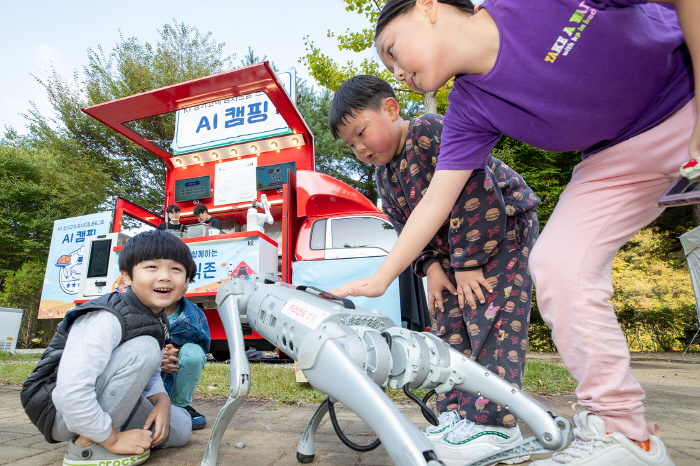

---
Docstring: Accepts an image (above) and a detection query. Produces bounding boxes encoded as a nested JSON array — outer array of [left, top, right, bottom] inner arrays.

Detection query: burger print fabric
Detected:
[[376, 114, 541, 427]]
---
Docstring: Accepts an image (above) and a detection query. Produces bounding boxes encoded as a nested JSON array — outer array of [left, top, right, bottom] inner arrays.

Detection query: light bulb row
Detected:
[[171, 134, 305, 168]]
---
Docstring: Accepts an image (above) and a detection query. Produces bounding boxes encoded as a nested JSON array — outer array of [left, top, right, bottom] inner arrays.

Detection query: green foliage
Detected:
[[0, 260, 59, 349], [296, 82, 379, 203], [24, 21, 235, 212], [300, 0, 450, 115], [0, 138, 110, 276], [528, 228, 698, 352], [528, 289, 556, 352], [492, 137, 581, 227]]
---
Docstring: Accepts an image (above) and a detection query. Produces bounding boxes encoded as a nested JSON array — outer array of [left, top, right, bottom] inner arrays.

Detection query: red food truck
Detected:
[[38, 63, 425, 361]]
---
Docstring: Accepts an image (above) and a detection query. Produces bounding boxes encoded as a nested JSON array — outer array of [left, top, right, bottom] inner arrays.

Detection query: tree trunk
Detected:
[[423, 92, 437, 114], [692, 204, 700, 227]]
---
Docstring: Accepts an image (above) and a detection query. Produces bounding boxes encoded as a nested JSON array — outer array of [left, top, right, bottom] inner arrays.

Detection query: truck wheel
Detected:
[[211, 350, 230, 362]]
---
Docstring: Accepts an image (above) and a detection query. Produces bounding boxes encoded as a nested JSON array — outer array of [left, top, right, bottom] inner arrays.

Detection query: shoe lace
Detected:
[[445, 418, 477, 442], [425, 410, 460, 433], [551, 424, 613, 464]]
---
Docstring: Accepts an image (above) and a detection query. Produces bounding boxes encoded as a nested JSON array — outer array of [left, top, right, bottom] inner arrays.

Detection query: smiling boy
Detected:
[[22, 230, 197, 466]]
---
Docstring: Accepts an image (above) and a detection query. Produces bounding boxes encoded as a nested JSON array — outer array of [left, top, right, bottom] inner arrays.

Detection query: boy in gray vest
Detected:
[[22, 230, 197, 466]]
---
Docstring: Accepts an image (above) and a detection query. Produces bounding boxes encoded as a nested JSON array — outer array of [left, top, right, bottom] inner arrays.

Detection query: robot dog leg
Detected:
[[200, 280, 250, 466], [203, 276, 571, 466]]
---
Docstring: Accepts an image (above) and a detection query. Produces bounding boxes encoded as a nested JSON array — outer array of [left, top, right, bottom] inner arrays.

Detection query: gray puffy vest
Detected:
[[20, 289, 169, 443]]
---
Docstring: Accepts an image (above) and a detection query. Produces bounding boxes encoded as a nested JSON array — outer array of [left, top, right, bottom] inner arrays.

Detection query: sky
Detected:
[[0, 0, 376, 133]]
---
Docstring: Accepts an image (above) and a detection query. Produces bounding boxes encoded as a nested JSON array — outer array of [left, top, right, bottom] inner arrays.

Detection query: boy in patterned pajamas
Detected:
[[329, 75, 540, 464]]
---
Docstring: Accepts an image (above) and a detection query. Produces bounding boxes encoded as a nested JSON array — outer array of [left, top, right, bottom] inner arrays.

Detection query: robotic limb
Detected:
[[202, 276, 572, 466], [200, 280, 250, 466]]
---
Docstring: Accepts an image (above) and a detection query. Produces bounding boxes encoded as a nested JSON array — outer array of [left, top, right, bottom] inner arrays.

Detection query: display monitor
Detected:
[[175, 175, 211, 202], [86, 239, 112, 278]]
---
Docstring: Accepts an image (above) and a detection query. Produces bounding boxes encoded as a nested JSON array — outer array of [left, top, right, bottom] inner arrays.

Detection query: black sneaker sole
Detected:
[[192, 421, 206, 430]]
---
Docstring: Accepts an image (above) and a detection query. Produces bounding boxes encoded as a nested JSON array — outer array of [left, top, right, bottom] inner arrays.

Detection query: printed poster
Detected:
[[214, 158, 257, 206]]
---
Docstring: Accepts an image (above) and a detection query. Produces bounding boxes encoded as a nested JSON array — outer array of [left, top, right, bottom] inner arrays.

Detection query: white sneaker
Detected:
[[530, 409, 675, 465], [423, 410, 462, 441], [433, 418, 530, 465]]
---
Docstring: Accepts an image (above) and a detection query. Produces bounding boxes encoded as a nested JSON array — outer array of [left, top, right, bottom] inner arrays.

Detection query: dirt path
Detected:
[[1, 352, 698, 465]]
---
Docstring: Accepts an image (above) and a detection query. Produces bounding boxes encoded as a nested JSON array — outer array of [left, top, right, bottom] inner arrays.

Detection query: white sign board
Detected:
[[172, 91, 291, 155], [214, 158, 258, 205]]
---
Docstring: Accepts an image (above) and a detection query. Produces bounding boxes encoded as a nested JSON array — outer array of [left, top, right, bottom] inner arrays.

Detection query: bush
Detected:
[[0, 260, 59, 348], [528, 289, 556, 352], [528, 229, 697, 352]]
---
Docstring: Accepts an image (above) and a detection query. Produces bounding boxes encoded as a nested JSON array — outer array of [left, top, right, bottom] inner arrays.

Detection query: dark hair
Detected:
[[118, 230, 197, 283], [376, 0, 475, 39], [328, 75, 398, 139], [193, 204, 209, 216], [165, 204, 181, 214]]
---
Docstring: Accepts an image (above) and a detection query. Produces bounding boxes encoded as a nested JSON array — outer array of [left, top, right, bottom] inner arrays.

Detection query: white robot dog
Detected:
[[201, 275, 572, 466]]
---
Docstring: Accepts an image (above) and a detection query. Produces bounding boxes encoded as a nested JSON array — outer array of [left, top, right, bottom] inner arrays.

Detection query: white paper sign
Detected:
[[214, 158, 258, 206], [281, 299, 330, 330], [172, 91, 291, 155]]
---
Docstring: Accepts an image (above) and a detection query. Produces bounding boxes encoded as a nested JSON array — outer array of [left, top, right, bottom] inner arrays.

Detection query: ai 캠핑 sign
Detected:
[[171, 68, 297, 155]]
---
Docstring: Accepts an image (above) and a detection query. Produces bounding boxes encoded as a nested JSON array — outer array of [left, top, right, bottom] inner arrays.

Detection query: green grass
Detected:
[[0, 352, 40, 385], [0, 351, 43, 362], [522, 360, 578, 395], [195, 359, 576, 402], [0, 352, 577, 401]]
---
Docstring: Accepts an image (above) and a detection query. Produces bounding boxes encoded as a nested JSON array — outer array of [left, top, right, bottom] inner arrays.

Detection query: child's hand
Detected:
[[161, 344, 180, 373], [454, 268, 493, 310], [328, 274, 392, 298], [100, 428, 152, 455], [145, 393, 171, 447], [425, 262, 456, 312]]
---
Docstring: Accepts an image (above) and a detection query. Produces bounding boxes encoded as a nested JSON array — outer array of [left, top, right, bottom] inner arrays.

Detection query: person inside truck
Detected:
[[329, 75, 540, 465], [193, 204, 222, 231], [157, 204, 187, 233], [21, 230, 197, 466], [160, 284, 210, 431]]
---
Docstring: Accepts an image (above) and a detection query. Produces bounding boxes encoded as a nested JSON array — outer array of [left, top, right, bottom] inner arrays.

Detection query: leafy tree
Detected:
[[0, 135, 110, 278], [492, 137, 581, 227], [296, 82, 379, 204], [24, 21, 235, 212], [301, 0, 445, 115]]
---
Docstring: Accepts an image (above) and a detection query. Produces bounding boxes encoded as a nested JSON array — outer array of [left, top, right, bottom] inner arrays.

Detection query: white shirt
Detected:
[[52, 311, 164, 442]]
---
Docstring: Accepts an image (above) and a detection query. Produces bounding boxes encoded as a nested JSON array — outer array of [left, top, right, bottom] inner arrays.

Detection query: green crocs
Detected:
[[63, 438, 150, 466]]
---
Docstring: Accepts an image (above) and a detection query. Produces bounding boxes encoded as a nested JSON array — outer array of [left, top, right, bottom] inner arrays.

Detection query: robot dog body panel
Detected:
[[202, 276, 571, 466]]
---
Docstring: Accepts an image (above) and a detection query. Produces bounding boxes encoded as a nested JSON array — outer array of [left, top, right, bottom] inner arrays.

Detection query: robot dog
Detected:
[[201, 275, 572, 466]]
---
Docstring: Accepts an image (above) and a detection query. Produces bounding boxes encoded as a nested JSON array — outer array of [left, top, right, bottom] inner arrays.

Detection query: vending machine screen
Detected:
[[86, 239, 112, 278]]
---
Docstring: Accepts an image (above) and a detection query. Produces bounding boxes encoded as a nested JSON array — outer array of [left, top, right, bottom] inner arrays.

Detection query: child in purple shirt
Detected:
[[331, 1, 697, 465]]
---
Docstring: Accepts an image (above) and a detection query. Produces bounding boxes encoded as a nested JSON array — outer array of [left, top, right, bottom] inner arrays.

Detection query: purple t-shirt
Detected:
[[436, 0, 694, 171]]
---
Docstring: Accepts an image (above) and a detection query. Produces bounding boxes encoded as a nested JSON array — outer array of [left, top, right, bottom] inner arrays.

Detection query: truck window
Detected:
[[310, 219, 326, 250], [331, 217, 396, 253]]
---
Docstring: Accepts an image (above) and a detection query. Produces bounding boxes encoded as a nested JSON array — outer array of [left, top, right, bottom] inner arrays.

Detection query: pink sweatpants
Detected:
[[529, 99, 697, 441]]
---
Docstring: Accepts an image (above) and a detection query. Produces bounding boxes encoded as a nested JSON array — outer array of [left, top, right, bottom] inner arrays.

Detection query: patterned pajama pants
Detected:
[[432, 210, 538, 427]]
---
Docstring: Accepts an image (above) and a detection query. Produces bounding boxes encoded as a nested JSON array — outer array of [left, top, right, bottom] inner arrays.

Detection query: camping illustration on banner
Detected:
[[228, 261, 255, 280], [56, 245, 85, 295]]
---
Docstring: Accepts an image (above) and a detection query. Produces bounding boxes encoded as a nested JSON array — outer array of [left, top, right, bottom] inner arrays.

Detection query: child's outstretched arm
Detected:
[[330, 169, 472, 298], [654, 0, 700, 159]]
